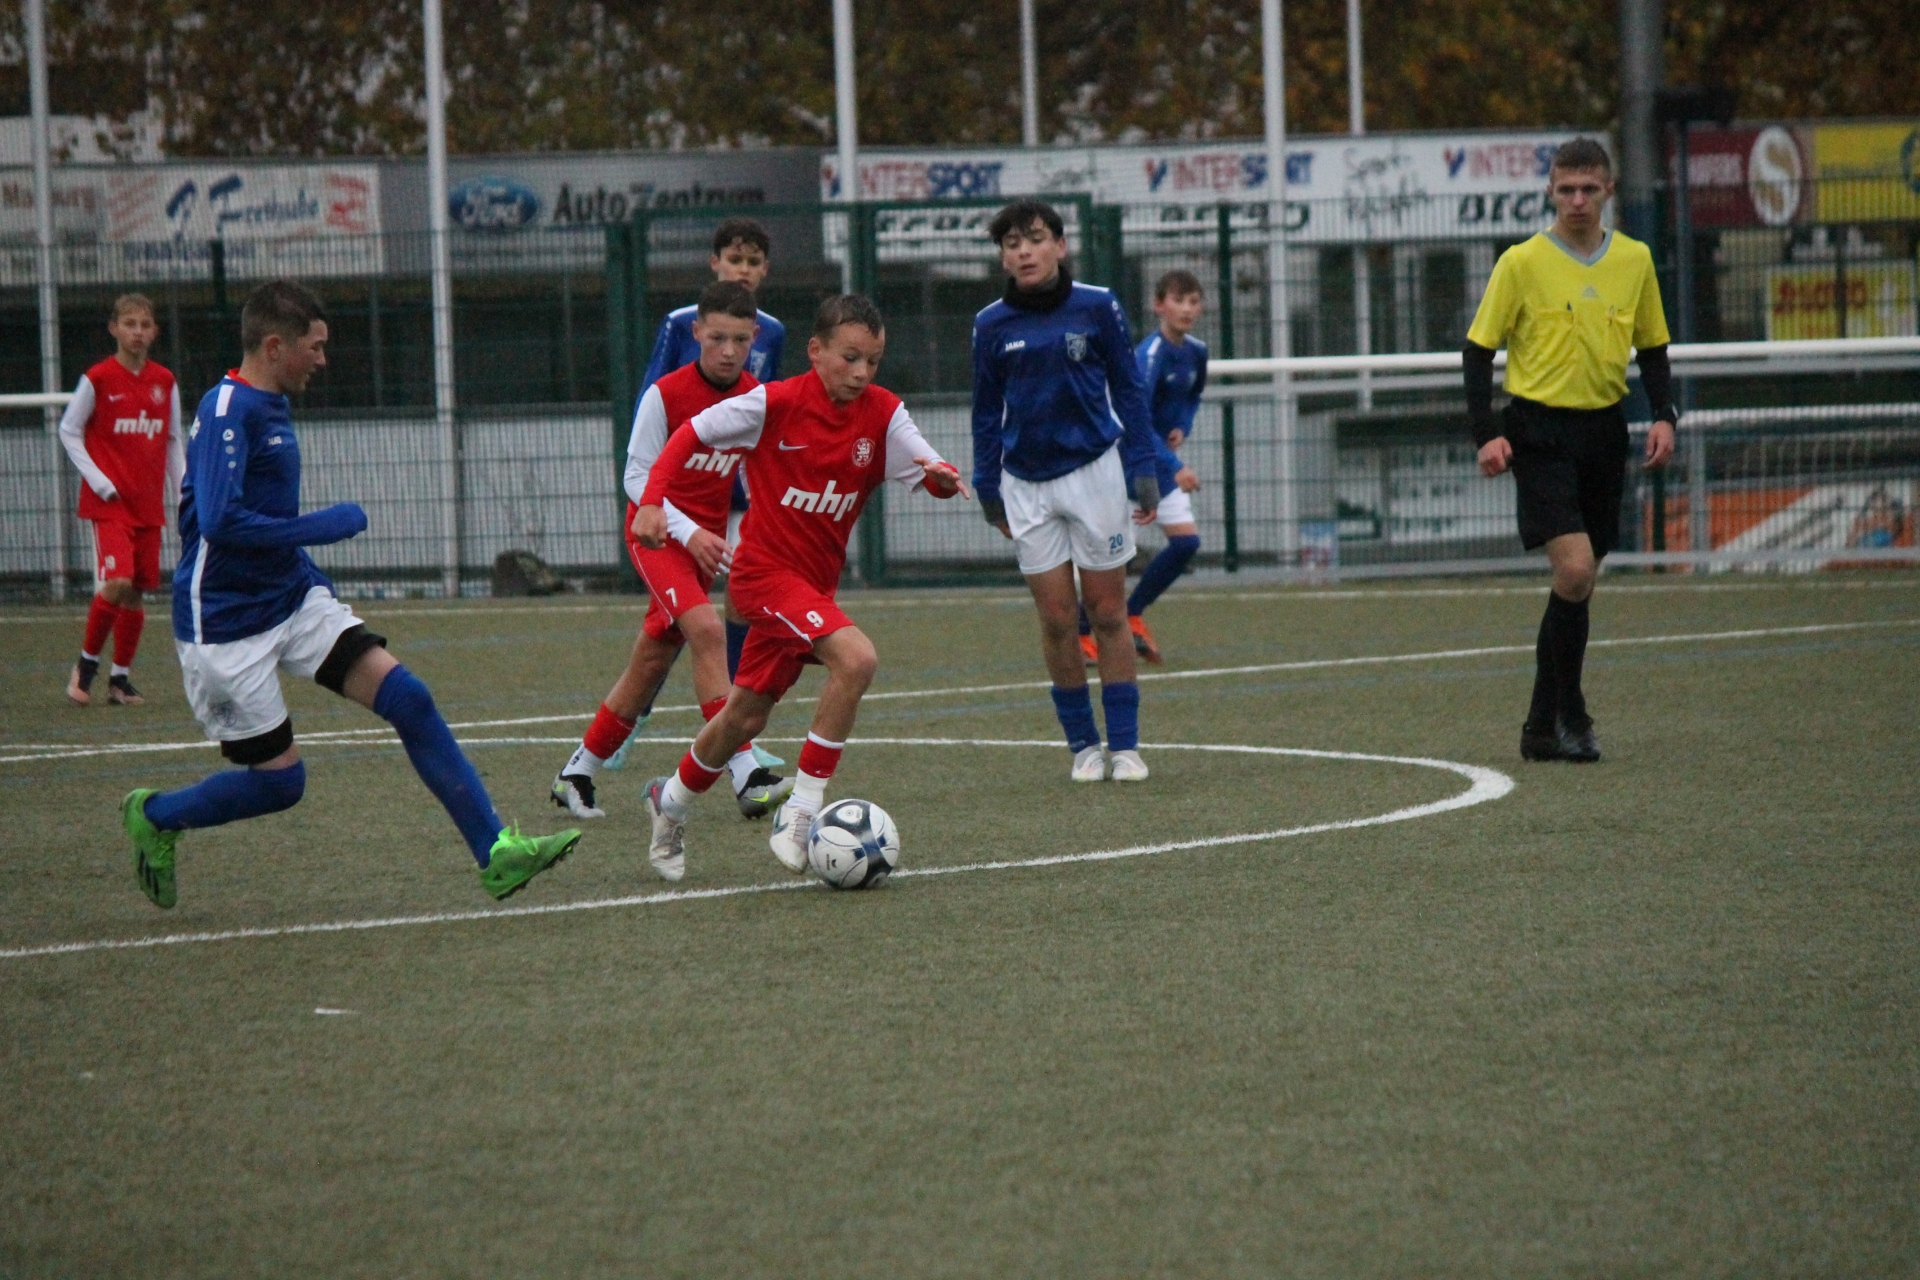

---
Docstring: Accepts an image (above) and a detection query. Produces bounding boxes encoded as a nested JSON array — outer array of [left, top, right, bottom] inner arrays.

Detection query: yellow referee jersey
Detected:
[[1466, 230, 1671, 410]]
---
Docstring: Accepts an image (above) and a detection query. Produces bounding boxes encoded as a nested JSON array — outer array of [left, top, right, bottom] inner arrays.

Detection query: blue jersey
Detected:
[[641, 305, 785, 392], [969, 278, 1159, 502], [173, 375, 364, 645], [1136, 330, 1208, 489]]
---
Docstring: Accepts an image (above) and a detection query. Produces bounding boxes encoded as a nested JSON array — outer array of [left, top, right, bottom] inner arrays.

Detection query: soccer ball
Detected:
[[806, 799, 900, 890]]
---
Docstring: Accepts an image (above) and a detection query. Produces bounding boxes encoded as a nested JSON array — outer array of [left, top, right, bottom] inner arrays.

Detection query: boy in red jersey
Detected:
[[59, 293, 183, 707], [549, 282, 792, 821], [636, 295, 966, 882]]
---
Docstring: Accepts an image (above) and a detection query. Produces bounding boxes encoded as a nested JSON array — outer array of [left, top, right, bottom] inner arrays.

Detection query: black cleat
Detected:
[[107, 674, 144, 706], [549, 772, 605, 819], [67, 657, 99, 707], [1520, 720, 1564, 761], [1557, 719, 1600, 763]]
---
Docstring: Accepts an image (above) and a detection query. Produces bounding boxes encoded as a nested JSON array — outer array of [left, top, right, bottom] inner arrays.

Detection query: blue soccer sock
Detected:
[[1077, 605, 1092, 637], [1128, 534, 1200, 617], [1050, 684, 1101, 753], [725, 619, 749, 682], [145, 761, 306, 831], [1102, 681, 1141, 752], [373, 665, 503, 867]]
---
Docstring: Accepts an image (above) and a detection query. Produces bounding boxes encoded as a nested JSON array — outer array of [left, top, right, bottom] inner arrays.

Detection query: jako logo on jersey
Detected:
[[852, 438, 874, 468], [113, 413, 167, 438], [682, 451, 740, 476], [780, 480, 861, 521], [1003, 339, 1026, 352], [1065, 333, 1088, 361]]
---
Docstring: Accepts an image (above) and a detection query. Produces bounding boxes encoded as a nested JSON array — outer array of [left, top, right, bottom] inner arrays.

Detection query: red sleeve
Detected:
[[640, 423, 699, 506]]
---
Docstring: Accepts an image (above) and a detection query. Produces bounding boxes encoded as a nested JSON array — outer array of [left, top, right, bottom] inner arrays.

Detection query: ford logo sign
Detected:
[[450, 176, 540, 230]]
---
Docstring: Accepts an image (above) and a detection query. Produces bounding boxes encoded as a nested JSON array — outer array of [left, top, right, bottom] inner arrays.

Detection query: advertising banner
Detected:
[[1666, 125, 1811, 228], [820, 131, 1594, 257], [1765, 260, 1918, 339], [1812, 122, 1920, 223], [0, 163, 383, 284]]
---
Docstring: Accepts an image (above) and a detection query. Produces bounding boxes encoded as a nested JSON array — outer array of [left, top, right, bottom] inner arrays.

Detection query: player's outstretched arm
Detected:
[[190, 414, 365, 549]]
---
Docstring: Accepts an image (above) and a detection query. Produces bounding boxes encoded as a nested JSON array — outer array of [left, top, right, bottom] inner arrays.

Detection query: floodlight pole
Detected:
[[1262, 0, 1296, 558], [424, 0, 459, 598], [834, 0, 858, 291], [28, 0, 66, 601], [1020, 0, 1039, 147], [1346, 0, 1372, 411]]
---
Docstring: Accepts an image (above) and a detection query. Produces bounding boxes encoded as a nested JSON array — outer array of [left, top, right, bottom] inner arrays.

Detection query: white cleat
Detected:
[[768, 801, 814, 875], [550, 772, 606, 819], [1070, 744, 1108, 783], [642, 775, 686, 882], [1108, 749, 1149, 782]]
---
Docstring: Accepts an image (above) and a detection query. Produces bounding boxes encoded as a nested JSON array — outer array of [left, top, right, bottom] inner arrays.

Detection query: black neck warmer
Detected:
[[1002, 267, 1074, 313]]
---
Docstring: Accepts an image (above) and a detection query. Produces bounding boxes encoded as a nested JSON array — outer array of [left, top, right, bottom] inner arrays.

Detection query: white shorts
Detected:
[[1003, 445, 1136, 576], [176, 585, 365, 743], [1154, 486, 1194, 528]]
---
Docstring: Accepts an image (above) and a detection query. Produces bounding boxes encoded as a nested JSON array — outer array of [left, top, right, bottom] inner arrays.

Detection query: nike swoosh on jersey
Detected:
[[777, 441, 807, 450]]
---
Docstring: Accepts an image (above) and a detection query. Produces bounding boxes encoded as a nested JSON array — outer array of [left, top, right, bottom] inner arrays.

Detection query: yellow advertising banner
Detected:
[[1766, 261, 1918, 340], [1812, 123, 1920, 222]]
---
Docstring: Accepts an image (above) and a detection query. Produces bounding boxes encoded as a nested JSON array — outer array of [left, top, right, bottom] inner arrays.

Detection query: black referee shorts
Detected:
[[1503, 397, 1631, 555]]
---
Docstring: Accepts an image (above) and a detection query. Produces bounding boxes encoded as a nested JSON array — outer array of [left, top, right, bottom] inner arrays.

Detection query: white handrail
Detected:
[[1210, 334, 1920, 378], [0, 391, 73, 409]]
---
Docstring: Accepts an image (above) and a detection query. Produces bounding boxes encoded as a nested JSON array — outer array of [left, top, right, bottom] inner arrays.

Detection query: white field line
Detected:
[[0, 740, 1513, 961], [2, 575, 1913, 627], [2, 617, 1913, 766]]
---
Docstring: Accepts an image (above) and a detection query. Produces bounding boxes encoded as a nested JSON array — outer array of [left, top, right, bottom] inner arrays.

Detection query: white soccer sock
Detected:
[[660, 773, 697, 821], [727, 746, 759, 793], [791, 771, 829, 815], [80, 649, 100, 664], [563, 744, 604, 778], [111, 663, 131, 678]]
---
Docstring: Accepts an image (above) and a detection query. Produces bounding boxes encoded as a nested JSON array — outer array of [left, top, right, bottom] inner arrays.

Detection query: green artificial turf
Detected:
[[3, 574, 1917, 1277]]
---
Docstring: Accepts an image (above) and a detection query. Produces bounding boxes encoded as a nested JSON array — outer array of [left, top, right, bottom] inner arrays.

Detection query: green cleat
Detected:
[[479, 824, 581, 900], [122, 788, 178, 909]]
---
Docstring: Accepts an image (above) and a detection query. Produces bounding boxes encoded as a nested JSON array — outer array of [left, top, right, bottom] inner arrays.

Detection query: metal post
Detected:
[[1261, 0, 1295, 560], [1673, 124, 1707, 556], [1346, 0, 1371, 411], [424, 0, 460, 597], [28, 0, 66, 601], [834, 0, 859, 293], [1617, 0, 1664, 243], [1216, 204, 1239, 572], [1020, 0, 1039, 148]]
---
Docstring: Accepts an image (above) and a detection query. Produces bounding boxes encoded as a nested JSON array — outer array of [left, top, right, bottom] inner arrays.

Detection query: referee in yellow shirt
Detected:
[[1464, 137, 1676, 763]]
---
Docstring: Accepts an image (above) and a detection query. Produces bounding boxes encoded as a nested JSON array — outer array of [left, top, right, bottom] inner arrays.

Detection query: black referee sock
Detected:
[[1546, 591, 1591, 729], [1527, 605, 1557, 730]]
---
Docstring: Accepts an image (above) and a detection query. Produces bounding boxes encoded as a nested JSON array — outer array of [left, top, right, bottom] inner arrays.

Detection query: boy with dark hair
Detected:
[[60, 293, 183, 707], [1464, 137, 1676, 763], [550, 280, 791, 821], [613, 215, 789, 769], [636, 295, 965, 881], [972, 199, 1162, 783], [1079, 268, 1208, 664], [121, 279, 579, 908]]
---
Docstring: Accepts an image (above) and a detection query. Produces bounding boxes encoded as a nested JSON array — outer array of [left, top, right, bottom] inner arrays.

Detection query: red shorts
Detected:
[[727, 569, 854, 701], [627, 539, 714, 643], [93, 521, 161, 591]]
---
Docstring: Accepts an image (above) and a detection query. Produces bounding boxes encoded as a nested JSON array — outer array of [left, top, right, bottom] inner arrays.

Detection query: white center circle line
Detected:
[[0, 740, 1513, 961]]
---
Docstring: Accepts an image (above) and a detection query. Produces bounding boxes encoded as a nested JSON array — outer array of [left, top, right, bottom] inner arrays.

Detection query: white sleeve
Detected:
[[623, 385, 671, 506], [689, 383, 767, 451], [883, 403, 944, 491], [165, 382, 186, 504], [57, 375, 117, 500], [661, 499, 702, 547]]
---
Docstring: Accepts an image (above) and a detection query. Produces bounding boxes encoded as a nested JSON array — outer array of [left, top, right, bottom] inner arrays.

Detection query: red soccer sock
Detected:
[[797, 733, 844, 783], [82, 595, 120, 660], [581, 703, 636, 760], [699, 696, 728, 721], [111, 607, 145, 668], [675, 749, 727, 795]]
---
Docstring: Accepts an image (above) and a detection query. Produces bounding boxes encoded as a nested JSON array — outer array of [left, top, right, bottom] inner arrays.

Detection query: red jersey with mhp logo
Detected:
[[57, 355, 183, 527], [682, 373, 945, 593], [625, 361, 759, 540]]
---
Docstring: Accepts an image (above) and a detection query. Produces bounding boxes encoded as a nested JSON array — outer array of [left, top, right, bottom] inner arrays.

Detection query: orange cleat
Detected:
[[1128, 615, 1163, 664], [1078, 633, 1099, 665]]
